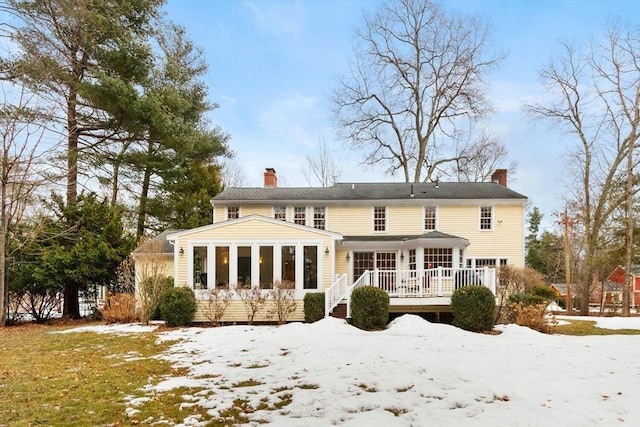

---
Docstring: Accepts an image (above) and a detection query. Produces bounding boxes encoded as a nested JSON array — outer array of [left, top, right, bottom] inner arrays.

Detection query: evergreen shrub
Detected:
[[159, 287, 197, 327], [350, 286, 389, 331], [451, 285, 495, 332], [303, 292, 325, 323], [532, 285, 558, 301]]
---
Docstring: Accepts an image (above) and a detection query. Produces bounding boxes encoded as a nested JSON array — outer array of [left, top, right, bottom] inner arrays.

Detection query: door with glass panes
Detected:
[[352, 251, 396, 290]]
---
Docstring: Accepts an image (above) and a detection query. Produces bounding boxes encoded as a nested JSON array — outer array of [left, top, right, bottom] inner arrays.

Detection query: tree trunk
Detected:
[[136, 143, 154, 240], [0, 154, 7, 326], [67, 87, 79, 208], [111, 160, 120, 207], [63, 282, 81, 319]]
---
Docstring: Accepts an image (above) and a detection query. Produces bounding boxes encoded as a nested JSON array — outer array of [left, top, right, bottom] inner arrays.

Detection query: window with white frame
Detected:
[[274, 206, 286, 221], [424, 248, 453, 271], [424, 206, 436, 230], [373, 206, 386, 231], [467, 258, 508, 268], [313, 206, 326, 230], [480, 206, 493, 230], [294, 207, 306, 225], [227, 206, 240, 220]]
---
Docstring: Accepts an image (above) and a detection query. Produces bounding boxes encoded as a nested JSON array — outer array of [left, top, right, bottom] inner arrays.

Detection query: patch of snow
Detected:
[[70, 315, 640, 426]]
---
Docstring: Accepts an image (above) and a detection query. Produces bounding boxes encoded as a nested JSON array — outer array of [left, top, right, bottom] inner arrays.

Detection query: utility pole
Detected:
[[622, 136, 634, 317], [562, 208, 573, 314]]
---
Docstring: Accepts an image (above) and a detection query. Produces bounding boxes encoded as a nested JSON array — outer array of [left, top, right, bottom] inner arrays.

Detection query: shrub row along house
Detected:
[[134, 168, 527, 322]]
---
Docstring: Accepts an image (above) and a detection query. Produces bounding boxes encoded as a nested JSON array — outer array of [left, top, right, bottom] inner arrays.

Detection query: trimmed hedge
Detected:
[[303, 292, 325, 323], [350, 286, 389, 331], [159, 287, 197, 327], [451, 285, 495, 332]]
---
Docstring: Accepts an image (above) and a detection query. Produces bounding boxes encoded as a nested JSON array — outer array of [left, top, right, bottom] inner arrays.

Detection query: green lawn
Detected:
[[0, 322, 199, 426]]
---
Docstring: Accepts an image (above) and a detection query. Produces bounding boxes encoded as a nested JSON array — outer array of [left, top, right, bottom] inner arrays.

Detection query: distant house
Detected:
[[605, 265, 640, 308], [135, 168, 527, 322], [550, 283, 578, 300]]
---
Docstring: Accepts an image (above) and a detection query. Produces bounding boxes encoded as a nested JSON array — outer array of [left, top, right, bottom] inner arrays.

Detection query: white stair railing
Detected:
[[325, 274, 347, 317], [345, 270, 372, 318]]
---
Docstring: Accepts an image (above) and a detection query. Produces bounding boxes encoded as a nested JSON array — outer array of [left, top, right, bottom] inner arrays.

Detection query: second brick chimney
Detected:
[[491, 169, 508, 187], [264, 168, 277, 188]]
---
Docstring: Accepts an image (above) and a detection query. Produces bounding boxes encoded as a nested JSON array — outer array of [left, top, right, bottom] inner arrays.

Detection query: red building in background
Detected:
[[606, 265, 640, 308]]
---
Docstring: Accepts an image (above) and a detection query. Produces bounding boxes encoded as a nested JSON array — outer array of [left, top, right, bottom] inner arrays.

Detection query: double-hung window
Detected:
[[294, 207, 306, 225], [313, 207, 326, 230], [227, 206, 240, 220], [373, 206, 386, 232], [274, 206, 287, 221], [480, 206, 493, 230], [424, 206, 436, 230]]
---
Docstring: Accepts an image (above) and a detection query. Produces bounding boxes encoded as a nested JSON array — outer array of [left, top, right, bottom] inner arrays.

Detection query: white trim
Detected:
[[251, 244, 260, 289], [295, 243, 304, 290], [173, 244, 180, 287], [207, 243, 215, 289], [166, 214, 342, 240], [229, 245, 238, 286], [186, 245, 194, 288]]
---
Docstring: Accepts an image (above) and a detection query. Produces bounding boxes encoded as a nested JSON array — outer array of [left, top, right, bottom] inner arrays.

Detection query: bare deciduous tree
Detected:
[[237, 287, 266, 325], [131, 237, 172, 325], [527, 23, 639, 315], [0, 86, 47, 326], [447, 130, 517, 182], [220, 159, 247, 188], [202, 288, 233, 326], [332, 0, 502, 183], [302, 137, 342, 187], [268, 280, 297, 324]]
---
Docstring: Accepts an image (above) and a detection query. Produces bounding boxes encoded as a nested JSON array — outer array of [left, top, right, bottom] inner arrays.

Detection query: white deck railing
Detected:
[[369, 267, 495, 297], [324, 267, 496, 318]]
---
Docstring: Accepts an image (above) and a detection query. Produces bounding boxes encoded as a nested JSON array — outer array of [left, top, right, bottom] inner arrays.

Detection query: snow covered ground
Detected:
[[71, 316, 640, 426]]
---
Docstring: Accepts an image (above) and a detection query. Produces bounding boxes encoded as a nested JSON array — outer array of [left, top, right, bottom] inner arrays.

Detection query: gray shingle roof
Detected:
[[213, 182, 526, 203], [134, 229, 182, 254], [343, 231, 467, 243]]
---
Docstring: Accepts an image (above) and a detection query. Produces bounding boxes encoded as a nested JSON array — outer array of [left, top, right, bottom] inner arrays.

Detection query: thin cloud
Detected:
[[243, 0, 304, 36]]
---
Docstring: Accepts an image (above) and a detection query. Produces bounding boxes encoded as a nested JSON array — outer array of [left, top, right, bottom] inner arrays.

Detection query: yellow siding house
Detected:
[[139, 168, 527, 323]]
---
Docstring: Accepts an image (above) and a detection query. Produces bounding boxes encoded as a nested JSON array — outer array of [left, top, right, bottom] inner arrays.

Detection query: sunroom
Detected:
[[166, 215, 342, 297]]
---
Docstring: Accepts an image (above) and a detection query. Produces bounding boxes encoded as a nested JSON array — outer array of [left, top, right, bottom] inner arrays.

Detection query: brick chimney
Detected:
[[491, 169, 507, 187], [264, 168, 277, 188]]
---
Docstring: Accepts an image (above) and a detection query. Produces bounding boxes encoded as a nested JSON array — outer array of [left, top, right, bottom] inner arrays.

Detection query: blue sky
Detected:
[[163, 0, 637, 229]]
